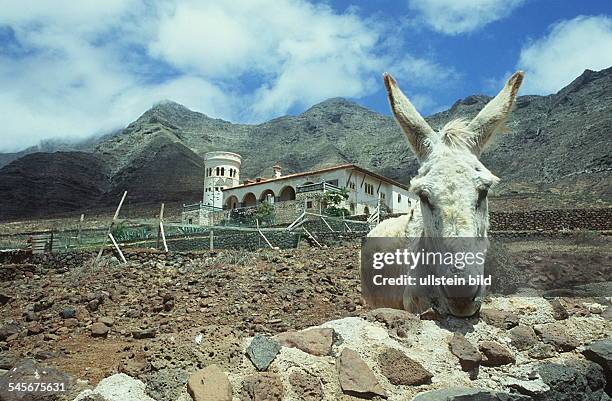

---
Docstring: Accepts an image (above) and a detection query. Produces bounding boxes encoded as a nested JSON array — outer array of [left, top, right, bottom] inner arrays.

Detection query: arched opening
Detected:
[[225, 195, 239, 209], [243, 192, 257, 207], [279, 186, 296, 201], [215, 167, 220, 176], [221, 167, 225, 176], [259, 189, 275, 203]]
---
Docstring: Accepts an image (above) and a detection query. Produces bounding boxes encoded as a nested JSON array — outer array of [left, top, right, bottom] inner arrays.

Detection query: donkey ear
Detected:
[[384, 73, 435, 160], [467, 71, 524, 155]]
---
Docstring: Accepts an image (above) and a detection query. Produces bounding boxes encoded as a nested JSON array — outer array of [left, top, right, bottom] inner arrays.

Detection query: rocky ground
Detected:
[[0, 236, 610, 401]]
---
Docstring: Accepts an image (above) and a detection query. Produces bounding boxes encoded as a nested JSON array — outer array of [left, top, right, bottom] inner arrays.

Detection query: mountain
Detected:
[[0, 152, 110, 219], [0, 67, 610, 220]]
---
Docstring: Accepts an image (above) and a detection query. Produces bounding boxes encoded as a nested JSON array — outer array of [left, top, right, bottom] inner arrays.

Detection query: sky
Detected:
[[0, 0, 611, 152]]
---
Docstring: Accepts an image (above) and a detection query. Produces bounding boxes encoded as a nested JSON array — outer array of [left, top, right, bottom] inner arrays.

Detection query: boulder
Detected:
[[240, 372, 284, 401], [534, 323, 579, 352], [378, 347, 432, 385], [581, 338, 612, 394], [479, 341, 515, 367], [74, 373, 155, 401], [187, 364, 232, 401], [336, 348, 387, 399], [288, 371, 324, 401], [479, 308, 519, 329], [411, 387, 530, 400], [364, 308, 420, 337], [449, 333, 482, 371], [275, 327, 334, 356], [91, 322, 110, 338], [0, 359, 72, 401], [508, 325, 538, 351], [143, 368, 188, 401], [536, 362, 608, 401], [246, 334, 280, 371]]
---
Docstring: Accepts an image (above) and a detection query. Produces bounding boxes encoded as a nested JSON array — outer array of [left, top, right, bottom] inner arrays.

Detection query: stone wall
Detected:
[[489, 208, 612, 231], [371, 208, 612, 232]]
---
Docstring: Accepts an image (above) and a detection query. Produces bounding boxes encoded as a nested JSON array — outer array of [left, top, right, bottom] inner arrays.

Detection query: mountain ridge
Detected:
[[1, 67, 610, 220]]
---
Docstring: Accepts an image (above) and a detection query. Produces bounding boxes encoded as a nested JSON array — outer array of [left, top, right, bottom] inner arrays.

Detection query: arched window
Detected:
[[215, 167, 220, 176], [221, 167, 225, 176], [279, 186, 296, 201], [260, 189, 275, 203], [243, 193, 257, 207], [398, 194, 401, 203]]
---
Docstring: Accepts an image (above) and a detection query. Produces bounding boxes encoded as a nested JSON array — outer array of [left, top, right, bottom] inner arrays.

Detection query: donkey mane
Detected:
[[438, 118, 475, 149]]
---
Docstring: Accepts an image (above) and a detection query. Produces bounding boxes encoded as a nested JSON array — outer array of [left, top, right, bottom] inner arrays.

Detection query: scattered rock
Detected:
[[504, 377, 550, 397], [337, 348, 387, 399], [99, 317, 115, 327], [534, 323, 579, 352], [479, 341, 515, 367], [27, 321, 43, 335], [246, 334, 281, 371], [240, 372, 284, 401], [274, 327, 334, 356], [449, 333, 482, 372], [364, 308, 420, 337], [0, 293, 12, 305], [187, 364, 232, 401], [581, 338, 612, 394], [143, 368, 188, 401], [132, 328, 156, 339], [91, 322, 110, 337], [378, 347, 432, 385], [0, 359, 72, 401], [479, 308, 519, 329], [508, 325, 538, 351], [60, 307, 77, 319], [548, 298, 569, 320], [0, 322, 20, 341], [288, 371, 324, 401], [528, 343, 557, 360]]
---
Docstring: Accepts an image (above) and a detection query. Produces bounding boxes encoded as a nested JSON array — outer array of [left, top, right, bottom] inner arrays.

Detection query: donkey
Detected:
[[362, 71, 524, 317]]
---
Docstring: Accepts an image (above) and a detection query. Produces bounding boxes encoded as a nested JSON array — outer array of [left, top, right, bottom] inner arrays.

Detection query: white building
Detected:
[[222, 163, 413, 215], [183, 151, 414, 226], [203, 151, 241, 209]]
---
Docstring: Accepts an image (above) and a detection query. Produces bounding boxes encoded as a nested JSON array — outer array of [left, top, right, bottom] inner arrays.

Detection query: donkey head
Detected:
[[385, 71, 524, 317], [385, 71, 523, 238]]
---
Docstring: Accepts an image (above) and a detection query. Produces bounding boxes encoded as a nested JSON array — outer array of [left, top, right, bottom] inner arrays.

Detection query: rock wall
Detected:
[[489, 208, 612, 231]]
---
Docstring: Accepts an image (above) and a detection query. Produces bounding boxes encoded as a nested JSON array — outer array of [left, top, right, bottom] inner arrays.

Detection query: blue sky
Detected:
[[0, 0, 611, 152]]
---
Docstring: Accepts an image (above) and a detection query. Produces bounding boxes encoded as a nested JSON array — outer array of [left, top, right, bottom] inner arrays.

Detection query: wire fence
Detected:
[[0, 213, 372, 254]]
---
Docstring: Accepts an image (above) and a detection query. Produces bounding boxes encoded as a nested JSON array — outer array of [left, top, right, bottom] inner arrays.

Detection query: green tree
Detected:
[[321, 189, 350, 217], [255, 201, 274, 225]]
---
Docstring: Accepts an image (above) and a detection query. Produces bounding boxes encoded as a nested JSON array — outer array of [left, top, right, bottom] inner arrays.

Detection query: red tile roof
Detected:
[[223, 163, 409, 191]]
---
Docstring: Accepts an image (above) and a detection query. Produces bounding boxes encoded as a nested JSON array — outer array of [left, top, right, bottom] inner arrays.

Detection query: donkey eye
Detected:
[[476, 188, 488, 207], [419, 191, 433, 208]]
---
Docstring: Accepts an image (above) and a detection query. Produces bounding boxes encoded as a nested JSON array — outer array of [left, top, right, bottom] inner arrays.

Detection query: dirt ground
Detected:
[[0, 236, 610, 386]]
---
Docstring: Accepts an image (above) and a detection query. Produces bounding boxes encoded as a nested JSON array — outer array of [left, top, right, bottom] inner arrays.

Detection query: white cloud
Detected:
[[517, 15, 612, 94], [407, 0, 525, 35], [150, 0, 390, 120], [0, 0, 454, 152]]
